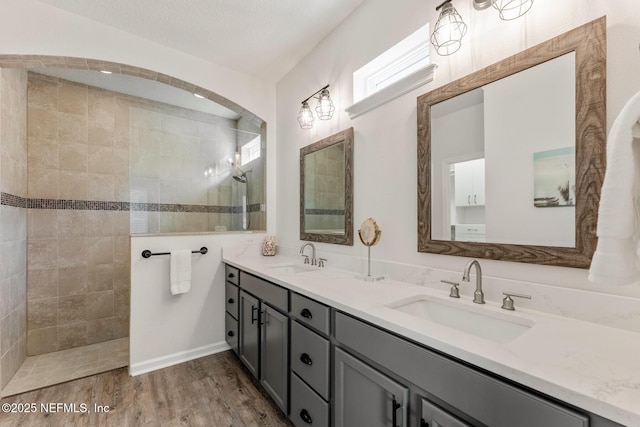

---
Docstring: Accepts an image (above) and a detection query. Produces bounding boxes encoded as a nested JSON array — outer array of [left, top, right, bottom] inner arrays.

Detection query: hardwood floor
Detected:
[[0, 351, 293, 427]]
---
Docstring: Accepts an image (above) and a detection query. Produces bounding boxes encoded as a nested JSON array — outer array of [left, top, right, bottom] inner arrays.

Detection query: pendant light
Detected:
[[492, 0, 534, 20], [430, 0, 468, 56], [297, 101, 314, 129], [315, 87, 335, 120]]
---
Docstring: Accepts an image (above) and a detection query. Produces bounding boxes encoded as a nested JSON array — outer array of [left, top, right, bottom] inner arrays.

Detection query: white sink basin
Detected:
[[386, 295, 534, 343], [267, 264, 320, 275]]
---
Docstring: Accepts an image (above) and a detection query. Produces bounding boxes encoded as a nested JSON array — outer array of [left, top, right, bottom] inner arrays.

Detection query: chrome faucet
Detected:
[[300, 242, 317, 266], [462, 259, 485, 304]]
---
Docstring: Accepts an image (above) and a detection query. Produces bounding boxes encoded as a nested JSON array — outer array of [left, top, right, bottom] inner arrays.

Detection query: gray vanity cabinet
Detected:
[[334, 347, 409, 427], [238, 289, 260, 377], [260, 303, 289, 411], [236, 271, 290, 414], [334, 311, 591, 427], [289, 292, 332, 427], [224, 266, 239, 354]]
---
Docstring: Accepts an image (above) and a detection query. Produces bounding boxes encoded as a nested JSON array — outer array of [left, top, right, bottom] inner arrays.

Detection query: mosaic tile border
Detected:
[[2, 192, 262, 214], [0, 192, 27, 208], [305, 208, 345, 216]]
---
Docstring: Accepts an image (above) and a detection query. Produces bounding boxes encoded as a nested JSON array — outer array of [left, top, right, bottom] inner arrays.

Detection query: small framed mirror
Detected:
[[417, 18, 606, 268], [300, 127, 354, 245]]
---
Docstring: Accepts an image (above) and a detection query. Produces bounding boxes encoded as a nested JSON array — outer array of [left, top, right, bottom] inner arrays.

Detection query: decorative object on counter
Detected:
[[357, 217, 384, 282], [262, 235, 276, 256]]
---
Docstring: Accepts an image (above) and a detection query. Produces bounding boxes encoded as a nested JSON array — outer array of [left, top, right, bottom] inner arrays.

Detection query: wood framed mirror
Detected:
[[417, 17, 606, 268], [300, 127, 354, 245]]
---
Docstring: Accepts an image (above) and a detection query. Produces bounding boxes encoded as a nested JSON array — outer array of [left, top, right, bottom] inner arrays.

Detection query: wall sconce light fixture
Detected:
[[432, 0, 535, 56], [297, 84, 334, 129], [430, 0, 468, 56], [489, 0, 534, 21]]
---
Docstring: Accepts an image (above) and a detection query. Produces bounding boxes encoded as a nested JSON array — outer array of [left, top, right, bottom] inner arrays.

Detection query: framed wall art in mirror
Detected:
[[417, 17, 606, 268], [300, 127, 354, 245]]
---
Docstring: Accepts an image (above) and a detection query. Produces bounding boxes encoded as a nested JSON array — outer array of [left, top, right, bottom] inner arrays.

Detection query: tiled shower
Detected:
[[0, 69, 265, 393]]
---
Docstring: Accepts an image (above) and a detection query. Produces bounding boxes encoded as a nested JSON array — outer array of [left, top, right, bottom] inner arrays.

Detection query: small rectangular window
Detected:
[[353, 24, 430, 104], [241, 136, 261, 166]]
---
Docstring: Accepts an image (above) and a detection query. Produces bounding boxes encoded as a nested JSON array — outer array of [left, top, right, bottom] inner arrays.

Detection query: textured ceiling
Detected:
[[37, 0, 367, 81]]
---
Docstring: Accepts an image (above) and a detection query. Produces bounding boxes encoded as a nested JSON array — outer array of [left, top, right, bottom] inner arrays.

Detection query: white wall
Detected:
[[129, 233, 263, 375], [276, 0, 640, 298], [484, 53, 575, 246], [431, 102, 484, 239]]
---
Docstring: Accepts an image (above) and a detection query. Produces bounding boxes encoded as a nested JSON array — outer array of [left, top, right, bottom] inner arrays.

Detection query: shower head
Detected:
[[233, 173, 247, 183], [232, 166, 251, 183]]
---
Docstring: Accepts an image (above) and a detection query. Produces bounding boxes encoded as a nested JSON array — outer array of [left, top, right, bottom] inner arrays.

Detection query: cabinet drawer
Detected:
[[225, 282, 239, 320], [291, 292, 330, 335], [225, 265, 239, 285], [421, 398, 471, 427], [334, 311, 588, 427], [290, 372, 329, 427], [291, 321, 330, 400], [225, 312, 238, 354], [240, 271, 288, 312]]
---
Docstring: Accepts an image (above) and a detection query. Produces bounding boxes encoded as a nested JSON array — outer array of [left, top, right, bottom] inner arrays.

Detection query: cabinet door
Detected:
[[471, 158, 485, 205], [239, 290, 260, 378], [260, 303, 289, 413], [454, 159, 485, 206], [454, 161, 474, 206], [334, 347, 408, 427]]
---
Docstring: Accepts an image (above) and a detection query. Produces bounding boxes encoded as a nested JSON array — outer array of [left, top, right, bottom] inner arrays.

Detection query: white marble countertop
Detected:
[[223, 252, 640, 426]]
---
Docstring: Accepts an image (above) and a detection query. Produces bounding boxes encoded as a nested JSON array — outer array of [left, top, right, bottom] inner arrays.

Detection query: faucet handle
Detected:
[[318, 258, 327, 268], [501, 292, 531, 311], [301, 254, 309, 264], [440, 280, 460, 298]]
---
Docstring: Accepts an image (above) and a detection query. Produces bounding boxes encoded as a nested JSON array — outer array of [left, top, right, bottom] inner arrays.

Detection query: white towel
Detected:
[[588, 90, 640, 286], [170, 250, 192, 295]]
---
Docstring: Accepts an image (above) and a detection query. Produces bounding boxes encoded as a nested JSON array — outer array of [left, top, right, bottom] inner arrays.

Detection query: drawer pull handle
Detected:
[[227, 331, 234, 337], [227, 298, 235, 304], [251, 305, 258, 324], [392, 397, 401, 427], [300, 308, 313, 319], [300, 353, 313, 366], [300, 409, 313, 424], [228, 273, 235, 279]]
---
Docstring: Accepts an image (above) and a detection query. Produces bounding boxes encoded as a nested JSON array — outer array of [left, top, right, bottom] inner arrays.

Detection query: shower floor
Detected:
[[1, 338, 128, 397]]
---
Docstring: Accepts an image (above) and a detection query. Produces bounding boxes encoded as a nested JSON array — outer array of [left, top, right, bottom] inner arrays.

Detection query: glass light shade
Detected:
[[430, 2, 468, 56], [492, 0, 533, 20], [297, 101, 314, 129], [315, 89, 335, 120]]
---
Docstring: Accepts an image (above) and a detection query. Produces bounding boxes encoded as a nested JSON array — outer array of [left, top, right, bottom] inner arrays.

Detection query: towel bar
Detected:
[[141, 247, 208, 258]]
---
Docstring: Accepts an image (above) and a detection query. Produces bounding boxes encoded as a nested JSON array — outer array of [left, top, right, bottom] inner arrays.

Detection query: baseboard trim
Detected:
[[129, 341, 231, 376]]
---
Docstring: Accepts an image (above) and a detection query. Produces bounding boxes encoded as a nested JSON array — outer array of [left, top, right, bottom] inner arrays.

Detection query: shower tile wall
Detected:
[[129, 101, 265, 234], [26, 73, 130, 355], [24, 72, 265, 356], [0, 68, 28, 388], [129, 106, 237, 233]]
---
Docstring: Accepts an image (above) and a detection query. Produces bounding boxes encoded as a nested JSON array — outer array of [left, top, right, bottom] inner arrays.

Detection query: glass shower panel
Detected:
[[128, 104, 265, 234]]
